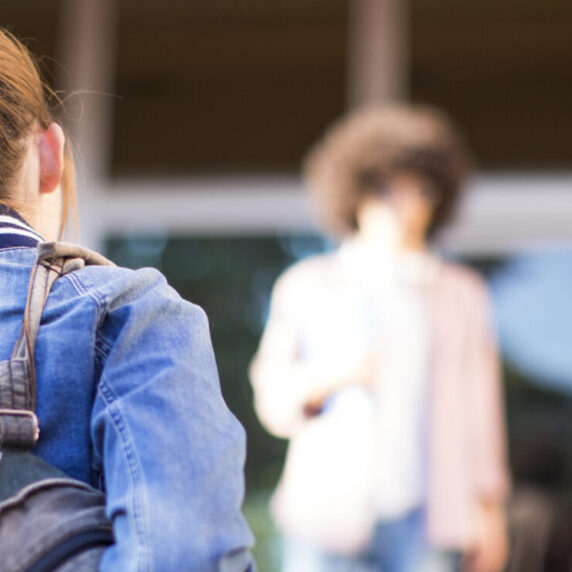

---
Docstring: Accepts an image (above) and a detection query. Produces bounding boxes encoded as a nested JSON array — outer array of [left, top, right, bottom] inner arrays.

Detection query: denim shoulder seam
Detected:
[[66, 272, 106, 312], [97, 381, 149, 571], [66, 272, 113, 360]]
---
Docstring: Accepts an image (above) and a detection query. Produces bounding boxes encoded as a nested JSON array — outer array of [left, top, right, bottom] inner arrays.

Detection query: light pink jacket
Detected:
[[250, 250, 510, 550]]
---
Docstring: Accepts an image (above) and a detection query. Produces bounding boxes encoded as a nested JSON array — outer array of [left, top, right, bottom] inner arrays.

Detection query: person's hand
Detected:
[[462, 500, 509, 572]]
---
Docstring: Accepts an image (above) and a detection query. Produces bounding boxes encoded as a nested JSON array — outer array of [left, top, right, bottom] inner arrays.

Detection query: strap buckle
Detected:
[[0, 409, 40, 446]]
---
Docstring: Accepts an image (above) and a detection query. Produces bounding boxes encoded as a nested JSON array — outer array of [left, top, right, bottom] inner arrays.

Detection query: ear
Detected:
[[38, 122, 65, 194]]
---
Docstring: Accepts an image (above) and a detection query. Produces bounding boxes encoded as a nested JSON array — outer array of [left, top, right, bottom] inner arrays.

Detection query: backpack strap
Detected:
[[0, 242, 114, 452]]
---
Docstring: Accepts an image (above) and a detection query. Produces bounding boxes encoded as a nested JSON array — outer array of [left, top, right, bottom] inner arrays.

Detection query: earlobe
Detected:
[[38, 122, 65, 194]]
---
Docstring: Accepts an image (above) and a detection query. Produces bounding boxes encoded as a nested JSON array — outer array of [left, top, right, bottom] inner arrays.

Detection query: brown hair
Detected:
[[304, 104, 471, 238], [0, 29, 75, 235]]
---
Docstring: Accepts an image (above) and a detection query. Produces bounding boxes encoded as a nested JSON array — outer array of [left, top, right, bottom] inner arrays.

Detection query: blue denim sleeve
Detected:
[[86, 267, 255, 572]]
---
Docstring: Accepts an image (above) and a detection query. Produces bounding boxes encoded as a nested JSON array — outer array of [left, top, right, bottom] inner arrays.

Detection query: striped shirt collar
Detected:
[[0, 204, 44, 249]]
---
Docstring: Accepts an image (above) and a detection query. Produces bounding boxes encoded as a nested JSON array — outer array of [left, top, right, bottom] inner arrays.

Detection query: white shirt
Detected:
[[338, 239, 432, 518]]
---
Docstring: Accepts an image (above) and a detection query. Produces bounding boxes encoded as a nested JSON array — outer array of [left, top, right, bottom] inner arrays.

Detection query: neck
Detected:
[[356, 228, 427, 254], [400, 232, 428, 252], [15, 190, 62, 242]]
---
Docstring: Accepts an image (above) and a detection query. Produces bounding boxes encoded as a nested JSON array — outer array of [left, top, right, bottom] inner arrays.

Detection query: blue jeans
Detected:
[[283, 509, 460, 572]]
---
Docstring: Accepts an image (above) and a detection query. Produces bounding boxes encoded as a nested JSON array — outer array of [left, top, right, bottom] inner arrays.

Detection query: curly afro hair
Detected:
[[304, 104, 472, 238]]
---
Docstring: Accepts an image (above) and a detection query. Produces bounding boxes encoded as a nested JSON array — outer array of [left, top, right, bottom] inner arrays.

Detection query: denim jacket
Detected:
[[0, 207, 255, 571]]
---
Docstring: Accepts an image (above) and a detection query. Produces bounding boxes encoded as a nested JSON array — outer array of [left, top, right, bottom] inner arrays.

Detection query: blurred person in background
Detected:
[[0, 29, 254, 570], [250, 105, 510, 572]]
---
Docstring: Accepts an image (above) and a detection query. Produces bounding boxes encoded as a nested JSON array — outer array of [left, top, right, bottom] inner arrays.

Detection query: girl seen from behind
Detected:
[[0, 29, 254, 571]]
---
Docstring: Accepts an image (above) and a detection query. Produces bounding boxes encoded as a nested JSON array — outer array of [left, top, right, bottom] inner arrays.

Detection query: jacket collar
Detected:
[[0, 205, 44, 250]]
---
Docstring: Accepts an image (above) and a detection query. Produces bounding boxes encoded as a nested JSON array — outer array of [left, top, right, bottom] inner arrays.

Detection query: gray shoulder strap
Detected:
[[0, 242, 114, 451]]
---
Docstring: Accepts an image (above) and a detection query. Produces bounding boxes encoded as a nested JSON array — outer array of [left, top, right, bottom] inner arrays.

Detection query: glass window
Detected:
[[107, 234, 572, 569]]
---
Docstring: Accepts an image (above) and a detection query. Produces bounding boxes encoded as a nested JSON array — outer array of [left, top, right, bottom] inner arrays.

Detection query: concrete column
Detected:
[[57, 0, 118, 248], [347, 0, 409, 108]]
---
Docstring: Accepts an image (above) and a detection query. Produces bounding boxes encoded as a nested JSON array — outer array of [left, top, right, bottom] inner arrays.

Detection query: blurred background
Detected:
[[4, 0, 572, 568]]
